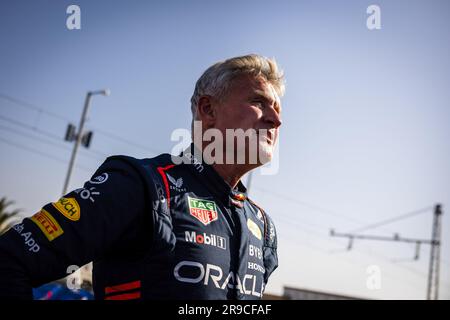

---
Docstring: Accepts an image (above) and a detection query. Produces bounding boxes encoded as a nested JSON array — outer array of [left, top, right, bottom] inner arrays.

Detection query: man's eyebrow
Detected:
[[252, 90, 281, 112], [252, 91, 276, 104]]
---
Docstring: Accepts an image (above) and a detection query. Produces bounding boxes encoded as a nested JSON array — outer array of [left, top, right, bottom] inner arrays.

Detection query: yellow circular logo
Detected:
[[53, 197, 80, 221], [247, 219, 262, 240]]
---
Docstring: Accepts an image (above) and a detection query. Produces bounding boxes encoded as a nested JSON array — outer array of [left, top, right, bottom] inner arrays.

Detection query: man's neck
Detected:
[[211, 163, 249, 189], [190, 142, 256, 188]]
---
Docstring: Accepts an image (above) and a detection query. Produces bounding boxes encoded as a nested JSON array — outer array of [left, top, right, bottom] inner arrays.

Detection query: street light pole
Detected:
[[62, 90, 109, 196]]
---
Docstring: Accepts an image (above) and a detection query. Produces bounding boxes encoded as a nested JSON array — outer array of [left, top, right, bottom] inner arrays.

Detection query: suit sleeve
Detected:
[[0, 157, 150, 299]]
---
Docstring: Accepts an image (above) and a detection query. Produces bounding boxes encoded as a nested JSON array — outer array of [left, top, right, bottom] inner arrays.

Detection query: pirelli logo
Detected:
[[31, 209, 64, 241]]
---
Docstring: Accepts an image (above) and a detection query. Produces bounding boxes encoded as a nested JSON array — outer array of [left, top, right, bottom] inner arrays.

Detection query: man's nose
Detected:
[[264, 106, 282, 128]]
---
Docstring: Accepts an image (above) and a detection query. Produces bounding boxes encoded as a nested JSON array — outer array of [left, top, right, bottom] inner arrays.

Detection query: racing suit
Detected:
[[0, 145, 278, 300]]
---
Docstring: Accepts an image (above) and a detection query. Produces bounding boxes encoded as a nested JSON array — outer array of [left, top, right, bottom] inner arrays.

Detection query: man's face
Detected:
[[213, 74, 282, 165]]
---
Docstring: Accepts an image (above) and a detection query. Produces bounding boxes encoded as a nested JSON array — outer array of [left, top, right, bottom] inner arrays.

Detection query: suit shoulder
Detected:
[[247, 197, 277, 248], [100, 153, 175, 172]]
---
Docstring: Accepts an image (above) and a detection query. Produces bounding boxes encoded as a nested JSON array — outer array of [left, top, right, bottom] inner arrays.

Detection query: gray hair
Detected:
[[190, 54, 285, 126]]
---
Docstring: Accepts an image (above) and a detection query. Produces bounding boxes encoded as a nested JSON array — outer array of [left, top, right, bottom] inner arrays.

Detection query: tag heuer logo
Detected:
[[188, 196, 218, 225]]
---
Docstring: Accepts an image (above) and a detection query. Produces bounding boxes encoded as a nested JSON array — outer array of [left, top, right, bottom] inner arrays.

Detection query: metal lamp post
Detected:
[[62, 89, 110, 196]]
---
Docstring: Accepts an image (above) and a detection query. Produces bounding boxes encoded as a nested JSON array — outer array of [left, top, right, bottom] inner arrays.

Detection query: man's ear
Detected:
[[197, 95, 217, 127]]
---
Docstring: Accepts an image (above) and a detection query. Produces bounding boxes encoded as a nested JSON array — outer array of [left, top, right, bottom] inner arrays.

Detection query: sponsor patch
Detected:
[[31, 209, 64, 241], [248, 262, 265, 274], [269, 222, 276, 244], [12, 224, 40, 252], [249, 244, 263, 260], [89, 172, 109, 184], [247, 219, 262, 240], [185, 231, 226, 250], [167, 174, 187, 192], [188, 196, 218, 226], [53, 197, 80, 221], [74, 186, 100, 203], [173, 260, 264, 298], [255, 209, 264, 223], [167, 174, 183, 188]]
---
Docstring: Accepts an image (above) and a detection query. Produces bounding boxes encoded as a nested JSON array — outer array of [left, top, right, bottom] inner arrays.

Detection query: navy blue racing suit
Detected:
[[0, 145, 278, 300]]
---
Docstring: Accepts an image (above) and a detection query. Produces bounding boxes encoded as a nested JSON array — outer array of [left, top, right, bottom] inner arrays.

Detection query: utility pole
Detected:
[[427, 204, 442, 300], [62, 89, 110, 196], [330, 204, 442, 300]]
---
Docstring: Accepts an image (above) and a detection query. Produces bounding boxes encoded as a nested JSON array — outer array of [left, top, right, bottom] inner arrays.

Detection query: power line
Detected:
[[95, 128, 161, 154], [274, 210, 449, 288], [0, 93, 71, 122], [252, 186, 444, 262], [252, 186, 443, 267], [251, 188, 450, 292], [391, 258, 450, 288], [348, 206, 433, 234], [278, 212, 424, 272], [253, 186, 367, 226], [0, 114, 62, 140], [1, 93, 162, 154], [252, 186, 428, 240], [0, 114, 108, 160], [278, 221, 431, 295], [0, 124, 108, 163], [280, 218, 450, 294], [0, 124, 71, 153], [330, 205, 443, 300], [0, 136, 93, 173]]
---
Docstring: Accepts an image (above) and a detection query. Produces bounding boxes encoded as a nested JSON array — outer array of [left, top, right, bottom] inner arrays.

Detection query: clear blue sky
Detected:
[[0, 0, 449, 299]]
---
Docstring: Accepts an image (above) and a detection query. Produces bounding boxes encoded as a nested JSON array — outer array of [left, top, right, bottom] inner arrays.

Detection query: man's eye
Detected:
[[252, 100, 264, 108]]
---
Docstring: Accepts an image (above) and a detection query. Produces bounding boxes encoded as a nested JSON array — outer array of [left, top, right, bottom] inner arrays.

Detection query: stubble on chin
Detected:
[[257, 140, 274, 165]]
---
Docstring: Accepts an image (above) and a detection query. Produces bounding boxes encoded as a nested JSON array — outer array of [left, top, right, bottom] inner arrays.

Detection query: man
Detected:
[[0, 54, 284, 300]]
